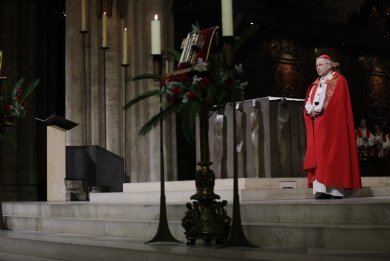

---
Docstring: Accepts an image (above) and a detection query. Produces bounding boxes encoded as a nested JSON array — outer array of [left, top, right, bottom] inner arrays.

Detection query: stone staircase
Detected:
[[1, 177, 390, 260]]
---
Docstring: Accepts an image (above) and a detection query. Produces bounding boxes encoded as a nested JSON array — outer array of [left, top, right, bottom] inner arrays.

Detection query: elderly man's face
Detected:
[[316, 58, 332, 76]]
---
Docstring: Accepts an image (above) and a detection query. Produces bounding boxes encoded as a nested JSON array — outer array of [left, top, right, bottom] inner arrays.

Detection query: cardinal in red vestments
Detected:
[[303, 54, 362, 199]]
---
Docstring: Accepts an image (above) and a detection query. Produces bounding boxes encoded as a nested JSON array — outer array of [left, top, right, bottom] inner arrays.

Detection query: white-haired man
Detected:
[[303, 54, 362, 199]]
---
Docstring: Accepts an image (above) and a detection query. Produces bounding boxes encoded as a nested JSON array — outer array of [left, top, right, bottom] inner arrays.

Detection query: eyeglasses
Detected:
[[315, 63, 331, 68]]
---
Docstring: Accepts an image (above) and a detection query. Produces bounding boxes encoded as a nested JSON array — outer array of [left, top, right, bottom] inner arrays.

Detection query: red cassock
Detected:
[[303, 72, 362, 189]]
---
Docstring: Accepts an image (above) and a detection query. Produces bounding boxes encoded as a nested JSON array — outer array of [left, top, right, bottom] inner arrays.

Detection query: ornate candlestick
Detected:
[[146, 54, 180, 244], [182, 105, 231, 245]]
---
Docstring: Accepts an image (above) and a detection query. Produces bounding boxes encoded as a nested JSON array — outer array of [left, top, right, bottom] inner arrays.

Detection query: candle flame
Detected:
[[124, 27, 127, 31], [154, 14, 158, 20], [103, 11, 106, 15]]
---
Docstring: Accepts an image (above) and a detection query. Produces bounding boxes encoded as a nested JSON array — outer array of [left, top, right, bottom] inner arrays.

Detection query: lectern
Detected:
[[36, 115, 78, 201]]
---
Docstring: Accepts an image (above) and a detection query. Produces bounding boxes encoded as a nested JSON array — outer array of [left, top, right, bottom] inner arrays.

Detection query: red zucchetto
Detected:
[[317, 54, 332, 61]]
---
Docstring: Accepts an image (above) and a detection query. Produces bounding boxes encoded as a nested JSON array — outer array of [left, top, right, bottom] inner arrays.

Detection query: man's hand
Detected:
[[311, 107, 322, 117], [311, 111, 320, 117]]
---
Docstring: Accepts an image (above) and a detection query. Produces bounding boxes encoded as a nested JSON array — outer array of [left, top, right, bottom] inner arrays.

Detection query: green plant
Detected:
[[124, 23, 258, 143], [0, 77, 39, 124]]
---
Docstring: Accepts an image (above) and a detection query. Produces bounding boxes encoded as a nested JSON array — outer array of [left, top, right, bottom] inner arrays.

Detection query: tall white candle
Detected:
[[221, 0, 234, 36], [151, 14, 161, 55], [81, 0, 86, 31], [165, 60, 169, 74], [102, 11, 107, 47], [122, 27, 128, 64]]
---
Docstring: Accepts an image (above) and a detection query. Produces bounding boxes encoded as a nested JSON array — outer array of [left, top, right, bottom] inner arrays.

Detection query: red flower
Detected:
[[166, 86, 182, 105], [179, 73, 189, 82], [161, 76, 168, 86], [173, 86, 182, 96], [3, 104, 11, 111], [168, 74, 177, 82], [199, 77, 210, 88], [17, 88, 24, 95], [186, 91, 198, 101], [167, 94, 179, 104]]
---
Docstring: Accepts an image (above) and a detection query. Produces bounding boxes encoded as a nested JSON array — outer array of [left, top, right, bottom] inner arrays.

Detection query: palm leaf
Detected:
[[191, 22, 201, 32], [19, 78, 39, 105], [139, 105, 175, 136], [180, 101, 201, 144], [124, 89, 161, 110], [4, 78, 23, 104], [132, 73, 161, 81], [166, 48, 181, 62]]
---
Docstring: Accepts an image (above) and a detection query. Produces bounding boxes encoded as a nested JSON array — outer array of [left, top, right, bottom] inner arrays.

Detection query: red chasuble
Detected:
[[303, 72, 362, 189]]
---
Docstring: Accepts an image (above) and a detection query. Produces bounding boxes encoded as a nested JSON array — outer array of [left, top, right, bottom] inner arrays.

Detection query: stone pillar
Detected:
[[65, 0, 177, 182]]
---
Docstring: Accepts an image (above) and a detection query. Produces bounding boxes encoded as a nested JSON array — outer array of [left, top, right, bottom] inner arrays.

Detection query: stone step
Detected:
[[2, 231, 388, 261], [4, 198, 390, 225], [3, 214, 390, 251], [3, 198, 390, 250], [242, 186, 390, 201], [246, 222, 390, 250], [4, 215, 183, 240], [3, 197, 390, 251], [90, 184, 390, 204], [122, 177, 390, 192]]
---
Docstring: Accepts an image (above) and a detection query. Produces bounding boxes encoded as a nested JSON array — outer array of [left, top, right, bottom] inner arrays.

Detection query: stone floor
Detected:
[[0, 229, 390, 261]]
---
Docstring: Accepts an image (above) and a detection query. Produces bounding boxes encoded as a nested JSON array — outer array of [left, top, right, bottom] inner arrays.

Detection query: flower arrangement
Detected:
[[124, 24, 257, 142], [0, 77, 39, 127], [162, 58, 247, 110]]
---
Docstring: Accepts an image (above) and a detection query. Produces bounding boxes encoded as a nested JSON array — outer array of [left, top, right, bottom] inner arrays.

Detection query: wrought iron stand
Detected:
[[146, 54, 180, 243], [219, 36, 258, 249]]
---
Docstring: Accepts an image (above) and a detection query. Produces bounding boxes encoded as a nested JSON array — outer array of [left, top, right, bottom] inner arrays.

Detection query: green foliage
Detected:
[[166, 48, 181, 62], [0, 77, 39, 141], [124, 22, 258, 143], [123, 89, 161, 110], [0, 77, 39, 118]]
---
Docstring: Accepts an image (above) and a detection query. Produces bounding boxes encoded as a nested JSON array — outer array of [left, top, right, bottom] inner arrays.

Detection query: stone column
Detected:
[[65, 0, 177, 182]]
